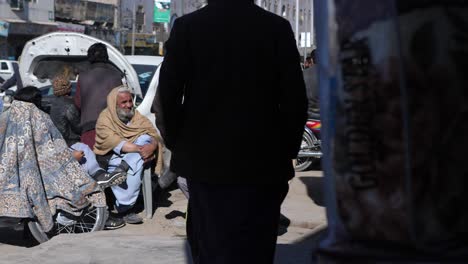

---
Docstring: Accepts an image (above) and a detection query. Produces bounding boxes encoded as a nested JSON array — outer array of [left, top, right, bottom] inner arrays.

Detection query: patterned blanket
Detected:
[[0, 101, 106, 232]]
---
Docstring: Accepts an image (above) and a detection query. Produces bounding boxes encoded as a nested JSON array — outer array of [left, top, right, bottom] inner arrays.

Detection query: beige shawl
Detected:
[[94, 87, 164, 174]]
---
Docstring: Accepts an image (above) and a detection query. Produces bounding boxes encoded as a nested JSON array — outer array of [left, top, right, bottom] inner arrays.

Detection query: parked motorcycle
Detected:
[[295, 119, 322, 171]]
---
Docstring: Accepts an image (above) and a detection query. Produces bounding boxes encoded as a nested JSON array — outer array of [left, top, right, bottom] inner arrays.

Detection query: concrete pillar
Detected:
[[310, 0, 314, 47]]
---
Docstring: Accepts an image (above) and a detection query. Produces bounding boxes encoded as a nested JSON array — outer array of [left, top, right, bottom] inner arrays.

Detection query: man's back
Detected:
[[157, 2, 307, 261], [77, 63, 122, 132], [159, 0, 307, 184]]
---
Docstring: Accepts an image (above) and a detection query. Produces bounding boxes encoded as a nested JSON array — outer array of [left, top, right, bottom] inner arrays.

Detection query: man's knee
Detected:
[[72, 142, 91, 152], [114, 188, 140, 202]]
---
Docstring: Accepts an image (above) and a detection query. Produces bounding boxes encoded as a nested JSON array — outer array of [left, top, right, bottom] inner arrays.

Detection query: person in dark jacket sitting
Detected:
[[49, 69, 126, 189]]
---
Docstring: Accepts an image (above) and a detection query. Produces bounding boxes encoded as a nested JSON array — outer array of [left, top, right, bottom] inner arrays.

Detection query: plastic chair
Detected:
[[141, 148, 172, 219], [141, 167, 153, 219]]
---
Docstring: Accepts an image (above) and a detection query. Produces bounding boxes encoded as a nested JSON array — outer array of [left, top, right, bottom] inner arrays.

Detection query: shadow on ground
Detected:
[[155, 181, 179, 208], [0, 226, 37, 248], [132, 181, 175, 217], [165, 210, 186, 220], [275, 228, 326, 264], [299, 176, 324, 207], [278, 214, 291, 236]]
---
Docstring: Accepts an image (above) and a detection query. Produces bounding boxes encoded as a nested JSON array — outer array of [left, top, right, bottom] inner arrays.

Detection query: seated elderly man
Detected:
[[94, 85, 164, 224]]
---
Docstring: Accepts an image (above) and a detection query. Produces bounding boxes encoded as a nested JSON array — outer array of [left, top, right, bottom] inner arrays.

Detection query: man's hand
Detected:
[[72, 150, 85, 161], [143, 155, 156, 164], [139, 139, 158, 160]]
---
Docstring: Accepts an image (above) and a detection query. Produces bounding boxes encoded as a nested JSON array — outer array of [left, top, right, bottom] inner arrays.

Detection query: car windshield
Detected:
[[132, 64, 157, 97]]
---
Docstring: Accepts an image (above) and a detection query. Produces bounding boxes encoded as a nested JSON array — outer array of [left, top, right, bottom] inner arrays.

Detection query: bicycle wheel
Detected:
[[28, 205, 107, 243]]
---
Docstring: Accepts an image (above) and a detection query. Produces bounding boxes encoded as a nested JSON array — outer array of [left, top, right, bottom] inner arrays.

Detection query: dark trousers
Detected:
[[186, 179, 289, 264]]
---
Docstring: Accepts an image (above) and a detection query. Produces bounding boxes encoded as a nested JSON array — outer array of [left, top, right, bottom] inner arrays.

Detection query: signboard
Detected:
[[125, 33, 157, 47], [154, 0, 171, 23], [9, 22, 57, 36], [0, 21, 9, 37], [56, 22, 85, 33]]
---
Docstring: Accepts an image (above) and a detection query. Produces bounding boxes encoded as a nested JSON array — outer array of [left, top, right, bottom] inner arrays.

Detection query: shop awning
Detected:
[[56, 22, 85, 33], [2, 19, 58, 36]]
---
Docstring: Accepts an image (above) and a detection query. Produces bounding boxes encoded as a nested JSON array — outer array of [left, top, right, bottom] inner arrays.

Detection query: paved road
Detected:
[[0, 170, 326, 264]]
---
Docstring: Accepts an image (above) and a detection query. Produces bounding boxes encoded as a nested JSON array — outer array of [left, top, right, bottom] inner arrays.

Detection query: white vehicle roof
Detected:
[[19, 32, 142, 97]]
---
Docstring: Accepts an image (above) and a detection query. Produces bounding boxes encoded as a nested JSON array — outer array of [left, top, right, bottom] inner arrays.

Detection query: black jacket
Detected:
[[156, 0, 308, 184], [49, 96, 81, 146], [75, 62, 122, 132], [303, 66, 320, 119]]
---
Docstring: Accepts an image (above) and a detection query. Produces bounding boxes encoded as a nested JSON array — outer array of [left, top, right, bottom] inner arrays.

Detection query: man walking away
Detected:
[[155, 0, 308, 263]]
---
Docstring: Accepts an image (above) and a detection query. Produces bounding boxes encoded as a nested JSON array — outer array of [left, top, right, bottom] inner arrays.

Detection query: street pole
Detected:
[[131, 1, 136, 55], [115, 0, 122, 53], [310, 0, 314, 49], [295, 0, 299, 46], [278, 0, 282, 16], [304, 45, 307, 64]]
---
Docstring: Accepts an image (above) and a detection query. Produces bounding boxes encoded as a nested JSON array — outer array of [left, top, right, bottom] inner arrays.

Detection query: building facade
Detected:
[[119, 0, 313, 56], [259, 0, 314, 48], [120, 0, 163, 55], [168, 0, 314, 57], [55, 0, 119, 47], [0, 0, 314, 59], [0, 0, 56, 59]]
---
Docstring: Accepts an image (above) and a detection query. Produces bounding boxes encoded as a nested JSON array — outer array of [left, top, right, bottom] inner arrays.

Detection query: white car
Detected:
[[0, 60, 18, 84], [2, 32, 156, 123], [124, 55, 164, 127]]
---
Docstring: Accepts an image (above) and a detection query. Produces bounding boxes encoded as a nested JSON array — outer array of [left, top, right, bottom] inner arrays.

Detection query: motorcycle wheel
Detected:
[[294, 132, 315, 172], [28, 205, 107, 243]]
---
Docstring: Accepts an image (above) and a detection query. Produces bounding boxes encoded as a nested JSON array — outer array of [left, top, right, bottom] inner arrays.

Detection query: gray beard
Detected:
[[117, 107, 135, 123]]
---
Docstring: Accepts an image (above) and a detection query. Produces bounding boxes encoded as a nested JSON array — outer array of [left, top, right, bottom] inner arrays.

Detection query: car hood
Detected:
[[19, 32, 142, 97]]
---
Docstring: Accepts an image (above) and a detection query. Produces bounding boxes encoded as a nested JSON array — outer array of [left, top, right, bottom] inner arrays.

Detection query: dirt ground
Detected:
[[0, 171, 326, 264]]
